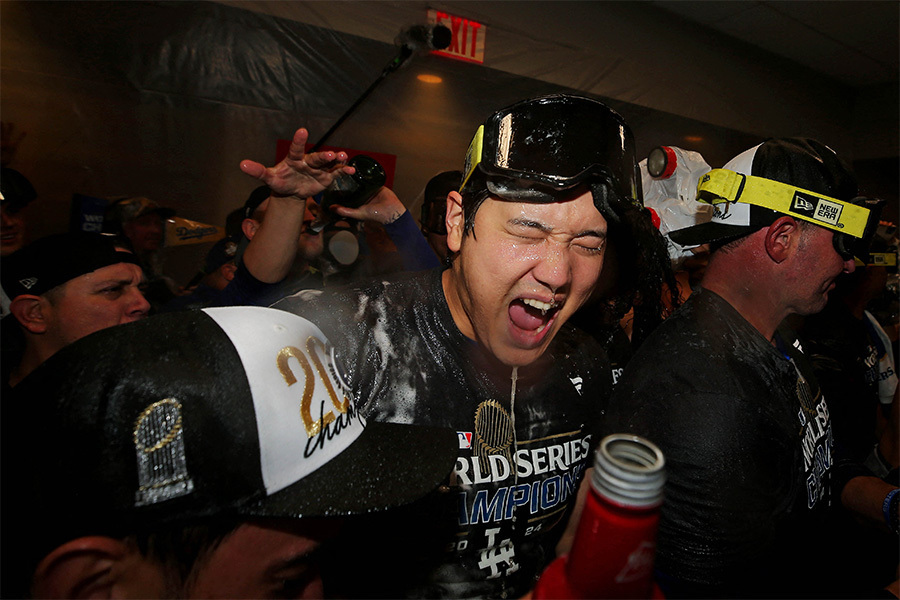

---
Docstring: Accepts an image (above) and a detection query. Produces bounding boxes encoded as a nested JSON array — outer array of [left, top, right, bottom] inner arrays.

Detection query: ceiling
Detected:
[[649, 0, 899, 88]]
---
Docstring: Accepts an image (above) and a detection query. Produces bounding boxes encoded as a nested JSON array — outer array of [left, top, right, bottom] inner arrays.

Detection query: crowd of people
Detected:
[[0, 92, 897, 599]]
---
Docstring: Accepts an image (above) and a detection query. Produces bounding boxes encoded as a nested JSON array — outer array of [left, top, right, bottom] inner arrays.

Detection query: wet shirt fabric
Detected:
[[604, 288, 835, 598], [273, 267, 611, 599], [800, 301, 884, 463]]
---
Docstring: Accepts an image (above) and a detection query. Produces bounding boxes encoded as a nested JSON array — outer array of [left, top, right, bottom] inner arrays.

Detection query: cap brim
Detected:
[[669, 221, 753, 247], [247, 422, 457, 519]]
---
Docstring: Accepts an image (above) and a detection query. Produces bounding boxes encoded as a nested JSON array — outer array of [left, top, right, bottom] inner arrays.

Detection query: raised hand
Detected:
[[239, 128, 354, 199]]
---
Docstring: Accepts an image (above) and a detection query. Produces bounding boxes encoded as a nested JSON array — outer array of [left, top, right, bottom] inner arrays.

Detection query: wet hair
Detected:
[[589, 184, 681, 347], [459, 172, 491, 239]]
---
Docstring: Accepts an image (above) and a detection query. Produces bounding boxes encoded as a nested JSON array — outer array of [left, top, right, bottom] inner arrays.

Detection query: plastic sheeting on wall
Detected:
[[0, 0, 873, 284]]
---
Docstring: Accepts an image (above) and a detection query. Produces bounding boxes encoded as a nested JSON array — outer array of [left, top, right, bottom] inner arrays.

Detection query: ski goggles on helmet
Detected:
[[460, 94, 641, 206], [697, 168, 884, 261]]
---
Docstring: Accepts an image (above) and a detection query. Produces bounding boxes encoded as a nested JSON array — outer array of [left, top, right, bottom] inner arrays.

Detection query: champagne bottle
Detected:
[[533, 434, 666, 599]]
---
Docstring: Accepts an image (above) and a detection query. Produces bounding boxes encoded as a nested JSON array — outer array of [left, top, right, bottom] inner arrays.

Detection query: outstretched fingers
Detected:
[[238, 127, 354, 198]]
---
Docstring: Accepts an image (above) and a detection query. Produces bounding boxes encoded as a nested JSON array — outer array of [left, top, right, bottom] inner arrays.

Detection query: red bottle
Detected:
[[532, 434, 666, 599]]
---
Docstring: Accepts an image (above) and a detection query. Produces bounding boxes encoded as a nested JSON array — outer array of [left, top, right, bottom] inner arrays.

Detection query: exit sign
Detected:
[[428, 9, 486, 64]]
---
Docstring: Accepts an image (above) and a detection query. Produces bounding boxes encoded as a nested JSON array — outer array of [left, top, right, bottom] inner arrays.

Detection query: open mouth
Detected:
[[1, 230, 20, 245], [508, 297, 560, 339]]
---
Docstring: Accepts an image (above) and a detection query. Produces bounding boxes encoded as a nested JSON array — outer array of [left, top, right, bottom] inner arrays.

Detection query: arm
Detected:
[[332, 186, 441, 271], [239, 128, 353, 283], [555, 467, 592, 556], [840, 474, 898, 534]]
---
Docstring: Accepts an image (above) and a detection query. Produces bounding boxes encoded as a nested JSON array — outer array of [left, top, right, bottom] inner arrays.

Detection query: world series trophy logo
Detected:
[[133, 398, 195, 506]]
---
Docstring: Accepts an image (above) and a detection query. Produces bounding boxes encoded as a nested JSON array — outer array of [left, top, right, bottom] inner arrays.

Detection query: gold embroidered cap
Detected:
[[6, 306, 457, 575]]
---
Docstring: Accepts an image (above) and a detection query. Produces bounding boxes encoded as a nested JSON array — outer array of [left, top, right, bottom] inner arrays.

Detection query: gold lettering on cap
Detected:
[[277, 337, 348, 438], [306, 336, 349, 415]]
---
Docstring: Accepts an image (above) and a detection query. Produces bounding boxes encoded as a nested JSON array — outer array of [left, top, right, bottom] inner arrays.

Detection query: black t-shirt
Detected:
[[274, 268, 612, 598], [799, 300, 882, 462], [604, 288, 835, 598]]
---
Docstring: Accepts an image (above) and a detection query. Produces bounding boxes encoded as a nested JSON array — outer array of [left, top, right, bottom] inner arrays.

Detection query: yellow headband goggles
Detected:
[[697, 169, 870, 239]]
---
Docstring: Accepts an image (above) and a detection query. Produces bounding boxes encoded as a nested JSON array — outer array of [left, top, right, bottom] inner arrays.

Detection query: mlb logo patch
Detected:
[[457, 431, 472, 449]]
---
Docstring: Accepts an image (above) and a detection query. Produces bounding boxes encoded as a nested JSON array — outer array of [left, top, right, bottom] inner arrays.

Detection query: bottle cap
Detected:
[[591, 434, 665, 508]]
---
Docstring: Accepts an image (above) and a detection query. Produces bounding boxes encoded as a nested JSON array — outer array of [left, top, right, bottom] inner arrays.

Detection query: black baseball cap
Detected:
[[0, 167, 37, 212], [202, 234, 239, 274], [243, 185, 272, 219], [5, 306, 458, 578], [669, 138, 882, 261], [0, 231, 140, 298], [105, 196, 176, 224]]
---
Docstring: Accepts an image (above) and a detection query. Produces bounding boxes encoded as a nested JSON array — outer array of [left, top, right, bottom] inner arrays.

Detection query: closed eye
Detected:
[[573, 236, 605, 255]]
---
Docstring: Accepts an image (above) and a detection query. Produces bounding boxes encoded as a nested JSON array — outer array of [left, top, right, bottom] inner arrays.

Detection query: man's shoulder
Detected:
[[271, 269, 445, 351], [276, 269, 438, 313], [613, 289, 777, 396]]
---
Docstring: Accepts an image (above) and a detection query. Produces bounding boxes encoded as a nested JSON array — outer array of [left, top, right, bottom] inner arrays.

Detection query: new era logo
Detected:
[[791, 196, 815, 214], [18, 277, 38, 290], [814, 199, 842, 226], [791, 192, 843, 227]]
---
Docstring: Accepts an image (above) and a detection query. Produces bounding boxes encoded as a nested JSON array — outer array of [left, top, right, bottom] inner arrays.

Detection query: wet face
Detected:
[[1, 202, 27, 256], [123, 213, 165, 253], [185, 520, 335, 599], [43, 262, 150, 349], [785, 224, 855, 315], [443, 190, 608, 367]]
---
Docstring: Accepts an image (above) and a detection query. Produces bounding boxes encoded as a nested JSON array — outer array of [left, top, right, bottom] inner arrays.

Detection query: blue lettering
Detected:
[[540, 475, 561, 510], [505, 484, 531, 519], [471, 488, 508, 524], [457, 490, 469, 526]]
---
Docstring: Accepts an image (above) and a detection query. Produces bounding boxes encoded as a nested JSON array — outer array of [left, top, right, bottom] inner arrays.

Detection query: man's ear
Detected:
[[31, 536, 128, 599], [241, 218, 259, 240], [9, 295, 48, 334], [764, 216, 802, 264], [445, 191, 465, 253]]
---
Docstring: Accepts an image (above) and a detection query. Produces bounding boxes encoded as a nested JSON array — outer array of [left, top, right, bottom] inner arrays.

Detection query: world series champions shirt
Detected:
[[273, 267, 611, 598]]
